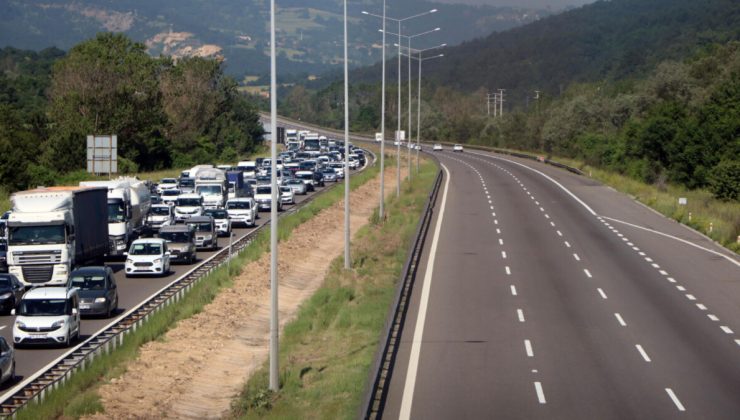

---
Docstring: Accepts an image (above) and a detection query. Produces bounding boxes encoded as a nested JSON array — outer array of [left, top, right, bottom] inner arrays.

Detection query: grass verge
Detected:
[[229, 159, 438, 419], [14, 160, 380, 419]]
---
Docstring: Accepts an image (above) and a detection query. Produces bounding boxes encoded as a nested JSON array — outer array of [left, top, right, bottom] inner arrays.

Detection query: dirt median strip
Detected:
[[85, 165, 405, 419]]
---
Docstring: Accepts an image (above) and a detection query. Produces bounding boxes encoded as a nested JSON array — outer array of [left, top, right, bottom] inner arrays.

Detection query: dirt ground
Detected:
[[86, 165, 406, 419]]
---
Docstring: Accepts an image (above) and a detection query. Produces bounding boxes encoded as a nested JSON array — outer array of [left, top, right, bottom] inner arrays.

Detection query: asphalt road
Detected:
[[0, 176, 345, 388], [383, 148, 740, 419]]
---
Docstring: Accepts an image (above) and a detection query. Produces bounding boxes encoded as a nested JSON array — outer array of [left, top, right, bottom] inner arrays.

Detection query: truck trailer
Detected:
[[7, 186, 108, 286]]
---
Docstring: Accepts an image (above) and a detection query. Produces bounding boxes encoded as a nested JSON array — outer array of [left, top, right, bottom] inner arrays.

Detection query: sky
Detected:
[[432, 0, 597, 10]]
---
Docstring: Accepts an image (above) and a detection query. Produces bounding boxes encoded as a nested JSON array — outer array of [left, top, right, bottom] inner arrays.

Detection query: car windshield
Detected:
[[161, 178, 177, 185], [256, 187, 271, 195], [9, 225, 65, 245], [70, 274, 106, 290], [281, 187, 291, 192], [196, 185, 222, 196], [296, 173, 311, 180], [0, 275, 12, 288], [179, 179, 194, 187], [162, 190, 179, 197], [151, 206, 170, 216], [160, 232, 191, 243], [108, 201, 125, 223], [205, 210, 228, 219], [191, 223, 212, 232], [19, 298, 67, 316], [177, 198, 201, 207], [129, 243, 162, 255], [227, 201, 251, 210]]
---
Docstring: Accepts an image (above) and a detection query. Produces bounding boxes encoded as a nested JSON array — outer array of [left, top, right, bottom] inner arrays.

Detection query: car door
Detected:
[[163, 242, 171, 269], [0, 337, 11, 382], [106, 267, 117, 309], [11, 275, 24, 305]]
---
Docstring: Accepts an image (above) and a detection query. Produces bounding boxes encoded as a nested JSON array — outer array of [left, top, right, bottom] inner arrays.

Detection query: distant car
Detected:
[[0, 241, 7, 273], [13, 287, 80, 347], [0, 337, 14, 385], [160, 189, 181, 206], [159, 225, 197, 264], [157, 178, 179, 194], [320, 168, 338, 183], [147, 204, 174, 232], [453, 144, 464, 152], [253, 186, 283, 212], [185, 216, 219, 250], [0, 274, 24, 315], [204, 208, 231, 237], [178, 177, 195, 194], [280, 186, 295, 205], [125, 238, 171, 277], [226, 198, 257, 227], [433, 144, 443, 151], [69, 266, 118, 318], [283, 178, 308, 195], [174, 193, 204, 222], [150, 195, 162, 205]]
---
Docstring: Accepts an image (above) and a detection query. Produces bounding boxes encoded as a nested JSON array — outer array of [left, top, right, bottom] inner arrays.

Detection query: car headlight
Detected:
[[15, 321, 26, 329], [0, 292, 12, 299], [51, 320, 65, 329], [94, 297, 106, 303], [126, 258, 134, 264], [153, 258, 162, 264]]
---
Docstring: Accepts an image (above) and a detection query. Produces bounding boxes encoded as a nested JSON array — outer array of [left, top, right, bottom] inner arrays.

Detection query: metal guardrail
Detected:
[[359, 155, 444, 420], [0, 149, 375, 418]]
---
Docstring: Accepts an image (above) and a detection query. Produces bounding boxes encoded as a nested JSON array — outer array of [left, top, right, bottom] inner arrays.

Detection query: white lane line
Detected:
[[735, 339, 740, 347], [545, 214, 550, 219], [496, 228, 501, 234], [676, 285, 686, 291], [506, 266, 511, 275], [665, 388, 686, 412], [708, 314, 719, 321], [638, 252, 646, 256], [721, 326, 734, 334], [564, 241, 571, 248], [573, 253, 581, 261], [535, 201, 540, 205], [615, 313, 627, 326], [696, 303, 707, 310], [659, 270, 668, 276], [632, 247, 640, 251], [517, 309, 525, 322], [557, 230, 563, 237], [499, 238, 504, 245], [550, 221, 556, 227], [539, 207, 545, 212], [501, 251, 507, 259], [399, 163, 451, 420], [511, 285, 518, 296], [627, 242, 634, 246], [667, 277, 677, 283], [635, 344, 652, 362], [645, 257, 654, 262], [598, 288, 608, 299], [651, 263, 660, 268], [584, 269, 593, 278], [534, 382, 547, 404], [0, 326, 5, 330], [490, 205, 494, 210], [622, 237, 629, 242], [602, 216, 740, 268], [685, 294, 696, 301], [524, 339, 534, 357], [617, 233, 624, 237], [494, 220, 499, 225]]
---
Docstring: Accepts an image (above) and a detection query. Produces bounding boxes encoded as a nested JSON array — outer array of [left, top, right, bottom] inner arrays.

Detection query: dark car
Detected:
[[150, 195, 162, 205], [69, 266, 118, 318], [0, 337, 14, 386], [0, 242, 7, 273], [0, 274, 24, 315], [312, 171, 325, 187]]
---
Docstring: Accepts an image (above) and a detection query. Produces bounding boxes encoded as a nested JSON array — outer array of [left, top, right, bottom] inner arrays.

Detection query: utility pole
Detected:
[[268, 0, 279, 392], [498, 88, 505, 116], [343, 0, 350, 269], [534, 90, 540, 115]]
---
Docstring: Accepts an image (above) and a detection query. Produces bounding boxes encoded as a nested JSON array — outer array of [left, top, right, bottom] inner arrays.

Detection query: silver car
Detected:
[[283, 178, 308, 195]]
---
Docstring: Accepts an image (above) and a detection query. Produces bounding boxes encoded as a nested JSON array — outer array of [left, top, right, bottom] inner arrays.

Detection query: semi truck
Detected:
[[195, 168, 227, 209], [80, 178, 152, 256], [7, 186, 108, 286], [226, 170, 248, 199]]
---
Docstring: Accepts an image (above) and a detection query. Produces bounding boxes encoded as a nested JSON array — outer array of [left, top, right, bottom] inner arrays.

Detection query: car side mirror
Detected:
[[72, 308, 78, 315], [123, 252, 128, 256], [10, 309, 15, 316]]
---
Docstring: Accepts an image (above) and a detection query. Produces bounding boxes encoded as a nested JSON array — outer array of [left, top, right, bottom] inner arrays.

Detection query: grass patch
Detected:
[[229, 160, 438, 419], [14, 160, 380, 419]]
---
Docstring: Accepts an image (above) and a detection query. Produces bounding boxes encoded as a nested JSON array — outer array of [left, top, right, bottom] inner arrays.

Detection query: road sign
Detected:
[[86, 135, 117, 174], [375, 132, 383, 142], [396, 130, 406, 141]]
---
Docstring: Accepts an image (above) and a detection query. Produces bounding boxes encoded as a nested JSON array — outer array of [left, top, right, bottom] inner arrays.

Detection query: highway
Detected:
[[382, 148, 740, 419], [0, 178, 341, 387]]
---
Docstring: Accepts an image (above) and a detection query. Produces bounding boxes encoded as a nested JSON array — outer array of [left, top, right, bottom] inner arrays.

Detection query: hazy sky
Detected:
[[432, 0, 597, 10]]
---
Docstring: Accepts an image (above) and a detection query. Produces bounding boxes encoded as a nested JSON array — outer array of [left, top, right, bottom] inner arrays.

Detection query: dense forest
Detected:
[[0, 33, 264, 192]]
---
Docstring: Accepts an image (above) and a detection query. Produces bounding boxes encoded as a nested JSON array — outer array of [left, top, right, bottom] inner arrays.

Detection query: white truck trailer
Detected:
[[80, 178, 152, 256], [7, 186, 108, 286], [195, 168, 228, 209]]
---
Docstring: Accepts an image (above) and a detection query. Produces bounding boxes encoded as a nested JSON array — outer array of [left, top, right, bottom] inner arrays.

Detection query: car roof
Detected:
[[160, 224, 193, 232], [228, 197, 254, 202], [177, 193, 201, 199], [186, 216, 213, 223], [24, 286, 74, 299], [70, 266, 109, 275], [132, 238, 166, 244]]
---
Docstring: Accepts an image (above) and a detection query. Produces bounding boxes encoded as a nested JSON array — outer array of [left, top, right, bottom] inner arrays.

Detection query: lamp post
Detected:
[[381, 27, 440, 182], [343, 0, 350, 269], [268, 0, 279, 392], [363, 8, 437, 197]]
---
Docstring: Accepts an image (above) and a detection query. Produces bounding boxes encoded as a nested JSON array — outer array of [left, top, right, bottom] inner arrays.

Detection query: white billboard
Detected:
[[86, 135, 118, 174]]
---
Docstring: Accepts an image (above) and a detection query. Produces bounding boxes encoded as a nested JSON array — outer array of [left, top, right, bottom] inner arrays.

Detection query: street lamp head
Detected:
[[362, 11, 369, 14], [434, 27, 441, 31], [430, 9, 438, 13], [441, 43, 447, 47]]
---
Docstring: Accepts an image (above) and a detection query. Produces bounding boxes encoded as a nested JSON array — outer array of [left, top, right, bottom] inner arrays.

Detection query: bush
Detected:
[[708, 160, 740, 201]]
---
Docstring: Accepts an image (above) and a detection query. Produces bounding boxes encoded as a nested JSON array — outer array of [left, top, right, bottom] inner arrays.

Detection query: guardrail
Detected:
[[359, 155, 443, 420], [0, 149, 375, 418]]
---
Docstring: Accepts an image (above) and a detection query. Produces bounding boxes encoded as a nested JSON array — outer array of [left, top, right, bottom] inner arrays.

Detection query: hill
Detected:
[[0, 0, 548, 79]]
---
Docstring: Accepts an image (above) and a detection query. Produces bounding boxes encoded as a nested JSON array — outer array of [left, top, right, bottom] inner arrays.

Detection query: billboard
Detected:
[[86, 135, 118, 174]]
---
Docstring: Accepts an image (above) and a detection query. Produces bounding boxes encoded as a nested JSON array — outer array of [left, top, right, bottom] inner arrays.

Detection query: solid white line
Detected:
[[511, 285, 518, 296], [0, 326, 5, 331], [584, 269, 593, 278], [573, 253, 581, 261], [517, 309, 525, 322], [564, 241, 571, 248], [665, 388, 686, 411], [721, 326, 734, 334], [399, 163, 452, 420], [615, 313, 627, 326], [534, 382, 547, 404], [524, 339, 534, 357], [708, 314, 719, 321], [598, 288, 608, 299], [636, 344, 651, 362], [506, 266, 511, 275], [602, 216, 740, 268]]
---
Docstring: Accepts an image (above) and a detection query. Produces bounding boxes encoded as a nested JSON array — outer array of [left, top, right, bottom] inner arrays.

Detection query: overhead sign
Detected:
[[86, 135, 118, 174]]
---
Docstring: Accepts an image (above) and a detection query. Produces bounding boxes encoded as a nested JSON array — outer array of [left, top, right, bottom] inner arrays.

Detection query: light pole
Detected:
[[268, 0, 279, 392], [364, 8, 437, 197], [343, 0, 350, 269], [381, 27, 440, 182]]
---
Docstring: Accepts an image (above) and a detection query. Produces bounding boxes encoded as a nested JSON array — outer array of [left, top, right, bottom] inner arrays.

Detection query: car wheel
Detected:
[[64, 332, 71, 347]]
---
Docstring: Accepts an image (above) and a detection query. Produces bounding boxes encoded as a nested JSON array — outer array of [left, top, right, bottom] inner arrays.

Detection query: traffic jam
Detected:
[[0, 130, 366, 384]]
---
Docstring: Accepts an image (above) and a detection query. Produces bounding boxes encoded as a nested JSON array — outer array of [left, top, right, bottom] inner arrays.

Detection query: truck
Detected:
[[226, 170, 247, 199], [303, 133, 321, 152], [80, 178, 152, 256], [194, 168, 227, 209], [7, 186, 108, 286]]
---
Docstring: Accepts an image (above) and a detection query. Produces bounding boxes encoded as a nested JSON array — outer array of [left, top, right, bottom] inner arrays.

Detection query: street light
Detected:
[[343, 0, 350, 269], [363, 8, 438, 197], [380, 27, 440, 182], [268, 0, 279, 392]]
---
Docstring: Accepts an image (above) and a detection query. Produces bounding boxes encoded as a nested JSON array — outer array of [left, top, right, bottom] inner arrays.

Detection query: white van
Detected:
[[13, 287, 80, 347]]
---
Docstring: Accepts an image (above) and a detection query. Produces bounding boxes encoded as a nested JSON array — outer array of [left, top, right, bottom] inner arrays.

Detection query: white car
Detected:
[[146, 204, 174, 231], [280, 186, 295, 205], [125, 238, 171, 277], [453, 144, 464, 152], [433, 144, 443, 151], [328, 162, 345, 179], [226, 198, 257, 227], [160, 188, 181, 206], [157, 178, 179, 194], [254, 185, 282, 212], [13, 287, 80, 347], [204, 208, 231, 236], [174, 193, 204, 222]]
